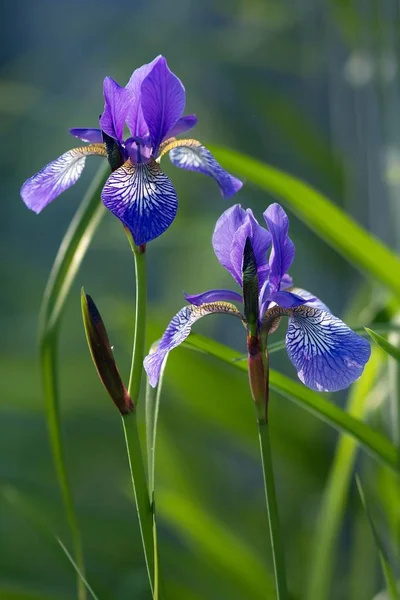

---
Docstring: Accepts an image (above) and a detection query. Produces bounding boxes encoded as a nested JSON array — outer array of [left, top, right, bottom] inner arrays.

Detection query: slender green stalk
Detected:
[[122, 413, 155, 596], [39, 163, 109, 600], [258, 422, 288, 600], [126, 239, 147, 403], [305, 347, 383, 600]]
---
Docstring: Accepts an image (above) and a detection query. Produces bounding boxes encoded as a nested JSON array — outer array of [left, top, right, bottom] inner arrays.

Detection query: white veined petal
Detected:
[[144, 301, 243, 387], [286, 305, 371, 392], [101, 159, 178, 245], [21, 144, 106, 213]]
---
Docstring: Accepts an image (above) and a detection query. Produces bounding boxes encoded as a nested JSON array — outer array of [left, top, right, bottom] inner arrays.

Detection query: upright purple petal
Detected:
[[269, 290, 310, 309], [212, 204, 248, 285], [164, 114, 197, 140], [69, 128, 103, 143], [288, 287, 330, 312], [101, 159, 178, 245], [144, 301, 243, 387], [140, 56, 185, 154], [125, 56, 162, 138], [184, 289, 243, 306], [166, 139, 242, 198], [229, 211, 271, 289], [99, 77, 132, 141], [21, 144, 107, 213], [263, 203, 295, 292], [285, 306, 371, 392]]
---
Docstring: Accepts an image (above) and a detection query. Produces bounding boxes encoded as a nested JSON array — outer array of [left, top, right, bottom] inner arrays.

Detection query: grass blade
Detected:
[[182, 333, 399, 471], [365, 328, 400, 363], [39, 162, 109, 600], [306, 347, 384, 600], [355, 476, 399, 600], [57, 538, 100, 600], [210, 146, 400, 297]]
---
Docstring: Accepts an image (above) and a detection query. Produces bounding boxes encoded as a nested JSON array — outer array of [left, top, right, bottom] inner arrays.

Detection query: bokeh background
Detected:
[[1, 1, 399, 599]]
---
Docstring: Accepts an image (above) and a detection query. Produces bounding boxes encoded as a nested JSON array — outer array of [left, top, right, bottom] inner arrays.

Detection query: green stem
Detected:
[[39, 163, 109, 600], [122, 413, 155, 596], [258, 422, 288, 600], [126, 240, 147, 403]]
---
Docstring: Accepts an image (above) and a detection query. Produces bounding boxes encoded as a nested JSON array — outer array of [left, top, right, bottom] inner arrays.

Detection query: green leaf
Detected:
[[356, 476, 399, 600], [182, 333, 399, 471], [39, 162, 109, 600], [210, 146, 400, 298], [306, 346, 385, 600], [365, 327, 400, 363], [57, 538, 100, 600]]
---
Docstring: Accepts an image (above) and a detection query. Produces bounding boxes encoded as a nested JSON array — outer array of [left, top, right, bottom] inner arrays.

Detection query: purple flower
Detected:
[[20, 56, 242, 245], [144, 203, 371, 392]]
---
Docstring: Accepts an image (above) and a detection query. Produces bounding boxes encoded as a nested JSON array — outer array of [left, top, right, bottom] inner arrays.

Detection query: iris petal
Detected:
[[212, 204, 248, 284], [21, 144, 107, 213], [125, 56, 162, 138], [101, 159, 178, 245], [140, 56, 186, 154], [166, 139, 243, 198], [269, 290, 310, 308], [100, 77, 132, 142], [230, 211, 271, 288], [287, 287, 330, 312], [263, 203, 295, 292], [285, 305, 371, 392], [69, 128, 103, 143], [164, 114, 197, 140], [144, 301, 243, 387], [184, 289, 243, 305]]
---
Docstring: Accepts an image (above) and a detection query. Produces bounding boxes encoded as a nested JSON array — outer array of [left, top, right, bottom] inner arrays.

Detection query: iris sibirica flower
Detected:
[[144, 203, 371, 394], [21, 55, 242, 245]]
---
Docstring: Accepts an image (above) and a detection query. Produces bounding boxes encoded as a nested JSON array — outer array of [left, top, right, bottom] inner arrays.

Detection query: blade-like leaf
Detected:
[[365, 327, 400, 363], [306, 347, 385, 600], [182, 333, 399, 471], [356, 476, 398, 600], [39, 162, 109, 600], [210, 146, 400, 297]]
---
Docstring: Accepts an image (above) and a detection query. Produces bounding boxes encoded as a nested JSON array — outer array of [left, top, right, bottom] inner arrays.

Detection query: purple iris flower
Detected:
[[20, 55, 242, 245], [144, 203, 371, 392]]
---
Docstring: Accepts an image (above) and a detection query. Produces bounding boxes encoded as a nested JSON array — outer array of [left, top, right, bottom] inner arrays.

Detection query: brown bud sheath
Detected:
[[81, 289, 134, 415], [247, 335, 269, 423]]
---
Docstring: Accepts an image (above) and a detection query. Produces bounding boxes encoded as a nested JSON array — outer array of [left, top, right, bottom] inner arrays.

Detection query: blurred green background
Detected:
[[1, 1, 400, 599]]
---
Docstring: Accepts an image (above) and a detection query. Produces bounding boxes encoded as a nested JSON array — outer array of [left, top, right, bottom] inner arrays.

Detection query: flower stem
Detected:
[[126, 238, 147, 403], [258, 421, 288, 600], [121, 412, 155, 596], [122, 236, 159, 597]]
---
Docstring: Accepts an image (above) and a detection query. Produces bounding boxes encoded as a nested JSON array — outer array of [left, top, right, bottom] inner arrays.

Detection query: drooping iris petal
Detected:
[[166, 139, 243, 198], [212, 204, 248, 284], [263, 203, 295, 292], [184, 289, 243, 306], [125, 56, 162, 138], [69, 128, 103, 143], [21, 144, 107, 213], [285, 305, 371, 392], [100, 77, 132, 141], [101, 159, 178, 245], [230, 211, 271, 288], [144, 301, 243, 387], [164, 114, 197, 140], [140, 56, 185, 154], [269, 290, 310, 309]]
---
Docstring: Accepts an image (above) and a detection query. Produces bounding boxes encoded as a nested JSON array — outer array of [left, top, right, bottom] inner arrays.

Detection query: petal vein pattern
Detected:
[[164, 139, 243, 198], [285, 306, 371, 392], [101, 159, 178, 245], [144, 302, 243, 387], [21, 144, 106, 213]]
